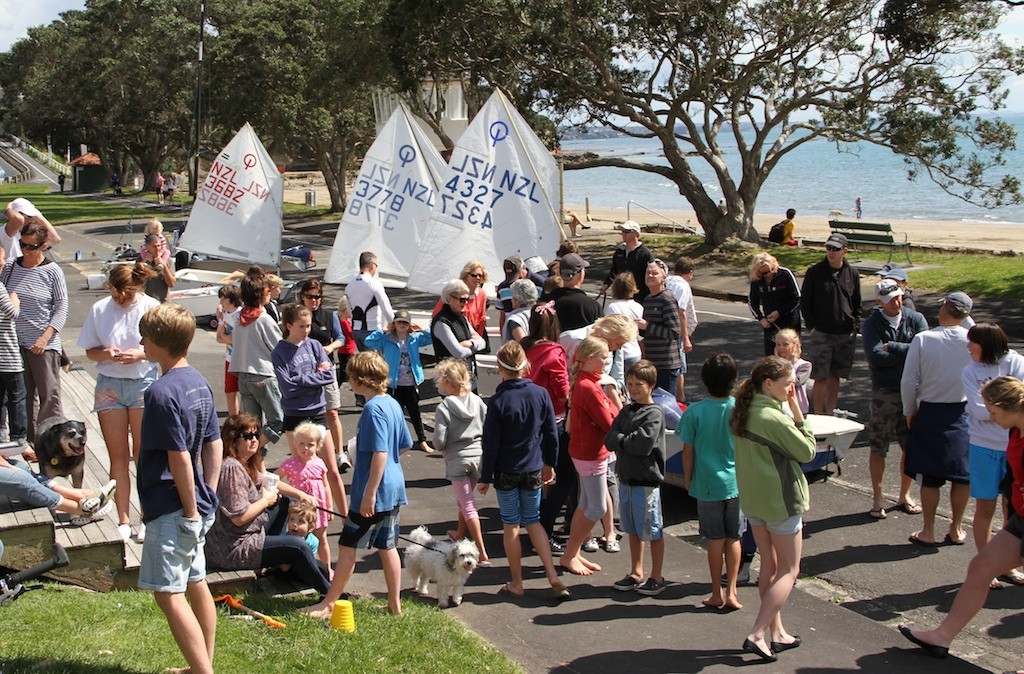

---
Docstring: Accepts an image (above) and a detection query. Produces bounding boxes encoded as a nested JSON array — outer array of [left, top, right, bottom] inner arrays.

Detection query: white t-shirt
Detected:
[[77, 293, 161, 378], [223, 308, 240, 363], [0, 228, 20, 260], [666, 275, 697, 336]]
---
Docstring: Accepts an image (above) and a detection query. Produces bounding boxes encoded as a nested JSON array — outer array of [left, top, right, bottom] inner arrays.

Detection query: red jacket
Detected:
[[526, 341, 569, 418], [568, 370, 616, 462]]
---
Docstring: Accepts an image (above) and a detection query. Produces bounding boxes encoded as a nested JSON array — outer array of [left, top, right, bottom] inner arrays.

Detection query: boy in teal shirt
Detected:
[[677, 352, 741, 610]]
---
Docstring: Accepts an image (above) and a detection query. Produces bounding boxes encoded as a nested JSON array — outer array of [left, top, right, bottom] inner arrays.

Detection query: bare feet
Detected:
[[723, 595, 743, 610], [561, 555, 601, 575], [702, 595, 724, 608], [298, 602, 333, 619], [447, 529, 462, 541], [415, 441, 434, 453], [164, 668, 190, 674]]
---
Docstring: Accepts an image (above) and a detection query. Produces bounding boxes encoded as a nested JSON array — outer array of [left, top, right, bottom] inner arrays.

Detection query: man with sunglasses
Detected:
[[601, 221, 654, 303], [800, 233, 861, 415], [2, 198, 61, 260]]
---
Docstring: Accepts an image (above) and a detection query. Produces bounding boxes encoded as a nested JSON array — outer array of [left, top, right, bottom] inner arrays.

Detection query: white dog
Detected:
[[405, 526, 479, 608]]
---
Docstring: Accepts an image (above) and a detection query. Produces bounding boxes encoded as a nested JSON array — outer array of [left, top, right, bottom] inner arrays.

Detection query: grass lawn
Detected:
[[0, 585, 521, 674], [644, 234, 1024, 299], [0, 185, 147, 226]]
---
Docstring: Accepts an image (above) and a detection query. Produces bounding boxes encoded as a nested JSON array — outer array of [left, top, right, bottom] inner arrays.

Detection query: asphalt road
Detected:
[[36, 215, 1022, 672]]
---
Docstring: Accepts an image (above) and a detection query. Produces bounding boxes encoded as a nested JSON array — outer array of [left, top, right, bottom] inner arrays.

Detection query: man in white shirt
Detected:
[[2, 198, 61, 259], [665, 258, 697, 401], [900, 292, 973, 547], [344, 251, 395, 351]]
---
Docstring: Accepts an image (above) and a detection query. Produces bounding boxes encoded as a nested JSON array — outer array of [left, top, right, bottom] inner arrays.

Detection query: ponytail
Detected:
[[729, 356, 793, 436]]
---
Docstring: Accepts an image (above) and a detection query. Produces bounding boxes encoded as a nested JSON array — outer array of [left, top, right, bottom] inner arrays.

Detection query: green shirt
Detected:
[[676, 397, 737, 501], [732, 393, 817, 522]]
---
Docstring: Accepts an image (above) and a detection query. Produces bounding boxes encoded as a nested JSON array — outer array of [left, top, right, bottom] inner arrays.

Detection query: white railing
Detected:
[[626, 200, 701, 236]]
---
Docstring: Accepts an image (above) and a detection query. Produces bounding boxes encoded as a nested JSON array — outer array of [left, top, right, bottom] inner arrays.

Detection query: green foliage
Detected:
[[0, 586, 523, 674]]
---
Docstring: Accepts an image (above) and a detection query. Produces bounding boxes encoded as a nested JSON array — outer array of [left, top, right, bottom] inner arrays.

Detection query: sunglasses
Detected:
[[452, 296, 470, 303], [241, 431, 259, 441], [303, 294, 323, 300], [825, 245, 844, 252], [22, 241, 47, 251], [468, 273, 484, 279]]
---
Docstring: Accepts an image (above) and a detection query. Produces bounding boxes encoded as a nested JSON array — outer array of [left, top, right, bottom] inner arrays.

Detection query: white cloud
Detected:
[[0, 1, 85, 52]]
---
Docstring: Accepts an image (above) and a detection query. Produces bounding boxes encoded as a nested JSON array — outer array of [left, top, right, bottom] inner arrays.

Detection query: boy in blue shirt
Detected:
[[301, 350, 410, 617], [137, 304, 223, 674], [677, 352, 742, 610], [606, 360, 667, 596]]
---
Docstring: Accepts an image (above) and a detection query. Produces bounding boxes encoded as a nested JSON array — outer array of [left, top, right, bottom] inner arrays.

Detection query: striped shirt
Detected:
[[642, 290, 681, 370], [0, 283, 22, 372], [2, 259, 68, 352]]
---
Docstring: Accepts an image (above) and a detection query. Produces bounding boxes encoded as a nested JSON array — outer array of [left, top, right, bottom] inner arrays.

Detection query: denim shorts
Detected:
[[969, 444, 1007, 500], [619, 484, 663, 541], [94, 370, 157, 412], [496, 485, 542, 526], [1, 459, 60, 509], [746, 512, 803, 536], [138, 510, 215, 593], [696, 497, 742, 540], [339, 507, 400, 550]]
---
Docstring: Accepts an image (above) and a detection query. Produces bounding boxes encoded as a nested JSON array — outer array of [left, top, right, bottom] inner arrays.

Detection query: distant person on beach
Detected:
[[551, 253, 601, 331], [345, 251, 395, 351], [861, 279, 928, 521], [748, 253, 802, 357], [800, 233, 860, 415], [601, 221, 654, 303], [155, 172, 165, 204], [900, 292, 973, 548], [855, 196, 863, 219], [163, 175, 176, 203], [773, 209, 798, 246], [565, 208, 591, 238]]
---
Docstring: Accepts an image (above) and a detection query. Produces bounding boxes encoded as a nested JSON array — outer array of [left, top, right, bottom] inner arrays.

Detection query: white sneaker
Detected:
[[133, 523, 146, 543], [117, 523, 132, 542], [337, 450, 352, 474], [81, 480, 116, 516]]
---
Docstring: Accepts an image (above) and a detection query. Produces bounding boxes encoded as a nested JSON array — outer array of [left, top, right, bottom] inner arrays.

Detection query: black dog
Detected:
[[34, 416, 87, 488]]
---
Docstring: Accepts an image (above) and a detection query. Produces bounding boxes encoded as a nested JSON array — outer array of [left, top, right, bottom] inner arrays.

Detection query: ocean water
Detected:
[[560, 114, 1024, 226]]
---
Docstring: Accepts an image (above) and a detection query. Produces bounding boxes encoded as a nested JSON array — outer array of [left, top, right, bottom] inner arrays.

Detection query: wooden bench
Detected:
[[828, 220, 912, 266]]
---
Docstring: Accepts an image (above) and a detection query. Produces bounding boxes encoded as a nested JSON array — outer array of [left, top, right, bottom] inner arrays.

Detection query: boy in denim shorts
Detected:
[[136, 304, 223, 674], [606, 360, 668, 596], [301, 351, 409, 617]]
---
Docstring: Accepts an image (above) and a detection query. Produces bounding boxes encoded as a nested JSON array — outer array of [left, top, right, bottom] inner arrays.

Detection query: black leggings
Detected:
[[390, 385, 426, 442], [258, 498, 331, 594]]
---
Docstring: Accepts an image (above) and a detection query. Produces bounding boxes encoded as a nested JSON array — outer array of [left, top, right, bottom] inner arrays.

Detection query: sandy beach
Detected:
[[282, 172, 1023, 254]]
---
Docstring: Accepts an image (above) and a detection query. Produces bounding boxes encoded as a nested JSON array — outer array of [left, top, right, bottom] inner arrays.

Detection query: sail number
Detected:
[[438, 176, 503, 229]]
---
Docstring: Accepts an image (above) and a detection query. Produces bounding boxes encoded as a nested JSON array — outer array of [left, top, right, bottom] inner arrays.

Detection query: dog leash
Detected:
[[315, 505, 448, 556]]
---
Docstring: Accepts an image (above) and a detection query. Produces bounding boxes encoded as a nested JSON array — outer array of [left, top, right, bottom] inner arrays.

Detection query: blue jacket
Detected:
[[861, 306, 928, 391], [480, 378, 559, 484], [364, 328, 432, 388]]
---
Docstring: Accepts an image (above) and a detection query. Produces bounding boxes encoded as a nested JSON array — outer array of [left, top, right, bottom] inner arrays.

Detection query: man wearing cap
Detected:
[[800, 233, 861, 415], [601, 221, 654, 302], [3, 198, 61, 259], [900, 291, 973, 547], [861, 279, 928, 520], [496, 254, 543, 329], [551, 253, 601, 332], [880, 264, 915, 311]]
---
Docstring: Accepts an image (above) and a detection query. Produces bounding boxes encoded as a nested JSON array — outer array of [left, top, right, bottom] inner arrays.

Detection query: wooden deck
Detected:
[[1, 366, 255, 593]]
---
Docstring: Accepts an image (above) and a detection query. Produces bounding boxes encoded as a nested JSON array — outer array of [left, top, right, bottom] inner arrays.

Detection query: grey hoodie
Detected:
[[433, 393, 487, 480]]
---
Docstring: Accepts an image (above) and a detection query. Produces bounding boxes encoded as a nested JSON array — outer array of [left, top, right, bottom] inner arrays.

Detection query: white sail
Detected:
[[324, 103, 447, 288], [178, 122, 284, 267], [406, 89, 564, 295]]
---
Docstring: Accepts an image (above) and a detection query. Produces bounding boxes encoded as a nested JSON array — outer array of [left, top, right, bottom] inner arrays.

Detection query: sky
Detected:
[[3, 0, 1023, 109]]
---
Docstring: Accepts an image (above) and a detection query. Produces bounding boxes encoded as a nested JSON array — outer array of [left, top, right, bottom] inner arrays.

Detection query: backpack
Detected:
[[767, 220, 786, 244]]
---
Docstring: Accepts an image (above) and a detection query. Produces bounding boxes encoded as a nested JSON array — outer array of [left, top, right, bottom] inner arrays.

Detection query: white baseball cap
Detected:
[[8, 198, 41, 218]]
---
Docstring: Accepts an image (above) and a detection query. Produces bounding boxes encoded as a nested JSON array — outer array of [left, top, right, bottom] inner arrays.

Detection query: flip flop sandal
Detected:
[[869, 507, 887, 520], [1001, 570, 1024, 586], [908, 533, 938, 547], [894, 502, 923, 514], [943, 533, 967, 546], [497, 583, 525, 598]]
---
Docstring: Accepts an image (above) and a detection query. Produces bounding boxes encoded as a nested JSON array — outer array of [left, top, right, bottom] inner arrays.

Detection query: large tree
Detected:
[[394, 0, 1023, 245], [208, 0, 380, 211], [2, 0, 197, 189]]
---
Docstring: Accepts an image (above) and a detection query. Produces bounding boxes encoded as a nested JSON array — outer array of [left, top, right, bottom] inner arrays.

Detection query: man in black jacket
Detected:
[[601, 221, 654, 302], [800, 233, 861, 415]]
